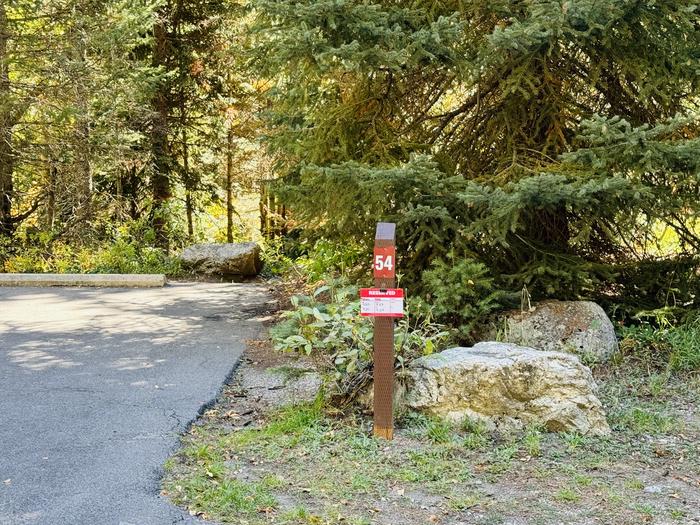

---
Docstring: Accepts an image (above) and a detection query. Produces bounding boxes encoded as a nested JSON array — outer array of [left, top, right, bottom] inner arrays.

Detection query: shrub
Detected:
[[422, 256, 512, 339], [271, 276, 451, 378], [1, 221, 182, 276]]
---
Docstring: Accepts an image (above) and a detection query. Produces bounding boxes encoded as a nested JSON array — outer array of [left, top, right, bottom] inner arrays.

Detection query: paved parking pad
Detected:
[[0, 283, 271, 525]]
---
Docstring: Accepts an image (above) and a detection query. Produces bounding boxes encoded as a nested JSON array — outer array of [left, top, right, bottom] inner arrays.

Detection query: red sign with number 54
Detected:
[[374, 246, 396, 278]]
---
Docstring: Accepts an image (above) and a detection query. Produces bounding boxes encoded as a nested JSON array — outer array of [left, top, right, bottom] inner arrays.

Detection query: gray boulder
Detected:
[[403, 342, 610, 435], [180, 242, 262, 276], [495, 301, 618, 363]]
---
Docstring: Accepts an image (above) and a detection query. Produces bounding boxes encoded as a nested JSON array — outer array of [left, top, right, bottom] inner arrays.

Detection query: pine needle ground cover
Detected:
[[163, 341, 700, 525]]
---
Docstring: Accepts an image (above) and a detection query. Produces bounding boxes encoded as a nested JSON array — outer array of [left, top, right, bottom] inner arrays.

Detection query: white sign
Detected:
[[360, 288, 404, 318]]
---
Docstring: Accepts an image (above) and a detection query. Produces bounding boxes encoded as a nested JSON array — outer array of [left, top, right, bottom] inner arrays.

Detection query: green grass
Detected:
[[523, 427, 543, 457], [269, 365, 315, 384], [619, 318, 700, 373], [424, 417, 453, 444], [173, 475, 277, 518], [625, 478, 644, 490], [610, 406, 679, 434], [555, 488, 581, 503], [164, 355, 700, 525]]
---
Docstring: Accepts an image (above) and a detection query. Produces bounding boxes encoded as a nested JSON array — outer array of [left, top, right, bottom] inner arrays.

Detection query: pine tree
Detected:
[[253, 0, 700, 313]]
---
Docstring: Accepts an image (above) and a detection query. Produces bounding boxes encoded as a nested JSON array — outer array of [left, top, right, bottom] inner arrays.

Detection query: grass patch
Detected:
[[165, 352, 700, 525], [555, 487, 581, 503], [169, 475, 277, 520], [610, 406, 679, 434]]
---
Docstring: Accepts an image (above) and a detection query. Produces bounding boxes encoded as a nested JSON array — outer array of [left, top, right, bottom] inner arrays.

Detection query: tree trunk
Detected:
[[181, 99, 194, 241], [185, 192, 194, 241], [46, 162, 57, 230], [226, 124, 235, 243], [0, 3, 15, 239], [73, 22, 92, 227], [151, 12, 172, 250]]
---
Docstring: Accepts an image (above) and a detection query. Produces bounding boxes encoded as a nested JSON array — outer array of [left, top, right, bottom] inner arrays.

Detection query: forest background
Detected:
[[2, 0, 700, 354]]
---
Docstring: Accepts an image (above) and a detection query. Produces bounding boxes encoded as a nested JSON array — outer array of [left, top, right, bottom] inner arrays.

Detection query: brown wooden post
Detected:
[[373, 222, 396, 440]]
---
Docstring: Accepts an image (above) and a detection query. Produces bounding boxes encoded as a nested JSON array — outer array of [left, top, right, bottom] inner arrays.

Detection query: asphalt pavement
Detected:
[[0, 282, 272, 525]]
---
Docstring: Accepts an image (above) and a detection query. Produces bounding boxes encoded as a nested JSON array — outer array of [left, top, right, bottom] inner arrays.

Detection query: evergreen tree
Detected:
[[253, 0, 700, 314]]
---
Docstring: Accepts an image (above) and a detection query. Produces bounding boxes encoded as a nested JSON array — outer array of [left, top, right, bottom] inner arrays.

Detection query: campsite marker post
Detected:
[[360, 222, 402, 440]]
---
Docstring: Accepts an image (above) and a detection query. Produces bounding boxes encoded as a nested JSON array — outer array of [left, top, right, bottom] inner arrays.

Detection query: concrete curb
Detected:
[[0, 273, 167, 288]]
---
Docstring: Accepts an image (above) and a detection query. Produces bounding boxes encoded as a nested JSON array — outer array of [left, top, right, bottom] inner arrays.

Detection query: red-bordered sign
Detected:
[[373, 246, 396, 278], [360, 288, 404, 318]]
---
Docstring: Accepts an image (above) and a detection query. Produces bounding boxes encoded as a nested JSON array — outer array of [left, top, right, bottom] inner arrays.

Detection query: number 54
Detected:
[[374, 255, 394, 271]]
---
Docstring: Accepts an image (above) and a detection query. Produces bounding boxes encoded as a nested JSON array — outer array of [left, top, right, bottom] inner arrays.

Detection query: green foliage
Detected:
[[424, 418, 454, 445], [259, 238, 297, 277], [609, 406, 679, 435], [271, 276, 451, 377], [253, 0, 700, 316], [422, 256, 511, 339], [297, 239, 367, 283], [170, 473, 278, 518], [1, 222, 182, 275], [0, 0, 263, 257], [619, 315, 700, 373], [262, 237, 367, 280]]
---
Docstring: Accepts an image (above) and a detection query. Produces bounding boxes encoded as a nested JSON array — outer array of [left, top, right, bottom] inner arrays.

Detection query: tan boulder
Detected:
[[494, 300, 618, 363], [403, 342, 610, 435], [180, 242, 262, 276]]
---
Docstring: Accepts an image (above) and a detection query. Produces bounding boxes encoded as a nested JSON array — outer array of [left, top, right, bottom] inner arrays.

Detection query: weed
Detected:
[[670, 509, 687, 521], [631, 503, 655, 518], [463, 432, 489, 450], [487, 445, 518, 475], [269, 365, 315, 384], [563, 432, 587, 450], [184, 444, 221, 463], [271, 277, 450, 379], [265, 402, 324, 436], [461, 417, 488, 435], [170, 476, 277, 519], [462, 417, 490, 450], [350, 473, 374, 492], [555, 488, 580, 503], [279, 506, 317, 524], [425, 417, 453, 444], [619, 318, 700, 372], [572, 473, 593, 487], [449, 494, 481, 510], [611, 406, 678, 434], [625, 478, 644, 490], [523, 427, 542, 457], [648, 372, 670, 398]]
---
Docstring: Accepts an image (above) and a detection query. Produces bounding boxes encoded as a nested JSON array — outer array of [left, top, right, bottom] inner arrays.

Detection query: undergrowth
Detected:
[[270, 275, 451, 379], [1, 223, 183, 275], [618, 311, 700, 373]]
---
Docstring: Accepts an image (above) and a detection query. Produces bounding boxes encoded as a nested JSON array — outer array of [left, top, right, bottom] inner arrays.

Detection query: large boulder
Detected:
[[403, 342, 610, 435], [494, 300, 618, 363], [180, 242, 262, 276]]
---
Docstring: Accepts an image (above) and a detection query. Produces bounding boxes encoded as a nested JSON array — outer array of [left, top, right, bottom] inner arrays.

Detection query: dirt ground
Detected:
[[162, 338, 700, 525]]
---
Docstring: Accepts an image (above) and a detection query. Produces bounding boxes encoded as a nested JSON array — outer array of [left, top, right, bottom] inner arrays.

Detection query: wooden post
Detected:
[[373, 222, 396, 440]]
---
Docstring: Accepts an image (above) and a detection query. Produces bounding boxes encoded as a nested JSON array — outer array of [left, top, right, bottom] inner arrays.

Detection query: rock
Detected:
[[240, 365, 322, 407], [403, 342, 610, 435], [180, 242, 262, 276], [494, 300, 618, 363]]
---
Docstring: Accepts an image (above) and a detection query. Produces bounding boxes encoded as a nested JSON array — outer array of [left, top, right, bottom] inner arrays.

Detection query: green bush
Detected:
[[422, 256, 512, 339], [271, 276, 451, 378], [1, 221, 182, 276]]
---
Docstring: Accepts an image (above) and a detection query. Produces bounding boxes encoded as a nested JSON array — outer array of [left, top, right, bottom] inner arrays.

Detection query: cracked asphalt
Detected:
[[0, 282, 272, 525]]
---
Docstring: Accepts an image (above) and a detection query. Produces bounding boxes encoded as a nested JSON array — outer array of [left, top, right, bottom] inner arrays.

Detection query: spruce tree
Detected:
[[253, 0, 700, 314]]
